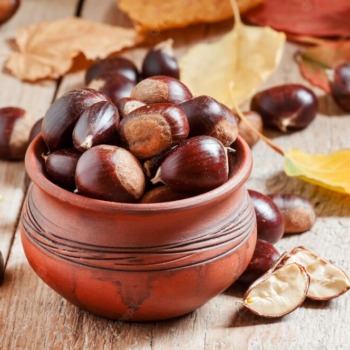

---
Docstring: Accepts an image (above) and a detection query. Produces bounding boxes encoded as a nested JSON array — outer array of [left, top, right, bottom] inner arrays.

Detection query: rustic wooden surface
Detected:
[[1, 1, 350, 349]]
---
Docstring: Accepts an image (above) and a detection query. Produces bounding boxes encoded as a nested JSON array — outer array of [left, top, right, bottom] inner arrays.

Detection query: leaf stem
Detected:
[[229, 82, 285, 156], [230, 0, 242, 26]]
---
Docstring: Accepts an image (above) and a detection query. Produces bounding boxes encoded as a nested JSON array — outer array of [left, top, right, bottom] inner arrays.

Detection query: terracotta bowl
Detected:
[[20, 135, 256, 321]]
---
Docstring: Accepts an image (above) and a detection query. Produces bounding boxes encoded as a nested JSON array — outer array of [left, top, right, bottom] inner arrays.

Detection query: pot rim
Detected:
[[25, 135, 253, 214]]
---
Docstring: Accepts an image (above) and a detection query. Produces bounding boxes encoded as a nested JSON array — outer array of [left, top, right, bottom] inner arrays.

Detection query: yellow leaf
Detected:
[[118, 0, 263, 32], [5, 18, 143, 81], [179, 0, 285, 106], [285, 149, 350, 194]]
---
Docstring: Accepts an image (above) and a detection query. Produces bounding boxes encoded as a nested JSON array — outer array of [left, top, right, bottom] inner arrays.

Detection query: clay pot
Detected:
[[20, 136, 256, 321]]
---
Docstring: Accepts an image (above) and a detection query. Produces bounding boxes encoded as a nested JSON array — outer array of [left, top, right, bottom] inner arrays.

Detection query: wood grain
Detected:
[[0, 0, 80, 265], [0, 0, 350, 349]]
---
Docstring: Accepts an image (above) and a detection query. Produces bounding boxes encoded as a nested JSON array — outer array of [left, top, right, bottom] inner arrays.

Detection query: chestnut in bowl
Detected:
[[20, 135, 256, 321]]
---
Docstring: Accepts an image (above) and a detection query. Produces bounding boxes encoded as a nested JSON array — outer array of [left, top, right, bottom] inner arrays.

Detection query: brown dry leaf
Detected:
[[179, 0, 285, 106], [5, 17, 143, 81], [118, 0, 263, 32]]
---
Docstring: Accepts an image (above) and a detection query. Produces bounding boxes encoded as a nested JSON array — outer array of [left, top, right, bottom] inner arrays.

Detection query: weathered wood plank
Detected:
[[1, 1, 350, 349], [0, 0, 80, 265]]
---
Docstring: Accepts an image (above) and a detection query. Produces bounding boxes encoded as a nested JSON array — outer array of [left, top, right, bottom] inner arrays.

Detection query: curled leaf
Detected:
[[179, 0, 285, 107], [118, 0, 263, 32], [5, 18, 143, 81], [284, 149, 350, 194], [244, 0, 350, 38]]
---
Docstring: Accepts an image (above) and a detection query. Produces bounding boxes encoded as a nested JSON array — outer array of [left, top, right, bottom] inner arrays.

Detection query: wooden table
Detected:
[[1, 1, 349, 349]]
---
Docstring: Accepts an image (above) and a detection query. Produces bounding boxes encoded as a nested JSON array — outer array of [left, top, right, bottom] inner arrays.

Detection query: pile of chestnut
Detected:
[[40, 41, 241, 203]]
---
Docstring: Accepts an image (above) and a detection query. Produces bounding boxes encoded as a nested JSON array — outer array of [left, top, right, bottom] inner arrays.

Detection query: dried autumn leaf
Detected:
[[296, 55, 331, 93], [284, 149, 350, 195], [5, 17, 142, 81], [244, 0, 350, 38], [296, 40, 350, 92], [118, 0, 263, 32], [179, 0, 285, 107]]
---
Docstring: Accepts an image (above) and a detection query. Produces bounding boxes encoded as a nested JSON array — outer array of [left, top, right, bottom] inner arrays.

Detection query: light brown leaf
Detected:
[[179, 0, 285, 106], [118, 0, 263, 32], [5, 17, 143, 81]]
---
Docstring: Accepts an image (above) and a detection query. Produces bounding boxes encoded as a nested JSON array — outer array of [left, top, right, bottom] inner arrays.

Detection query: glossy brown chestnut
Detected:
[[0, 250, 4, 285], [85, 56, 139, 85], [119, 103, 189, 159], [131, 75, 192, 104], [152, 136, 229, 195], [251, 84, 318, 132], [42, 88, 109, 152], [330, 62, 350, 112], [75, 145, 145, 203], [28, 118, 43, 145], [72, 101, 120, 152], [140, 186, 189, 203], [269, 193, 316, 234], [0, 106, 33, 160], [44, 148, 81, 191], [88, 72, 136, 106], [115, 98, 146, 118], [180, 95, 238, 146], [238, 239, 280, 286], [0, 0, 20, 24], [236, 111, 263, 148], [248, 189, 284, 244], [142, 39, 180, 79]]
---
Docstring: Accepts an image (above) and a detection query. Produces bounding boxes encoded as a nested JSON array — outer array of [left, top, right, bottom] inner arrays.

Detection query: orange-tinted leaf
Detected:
[[244, 0, 350, 38], [296, 55, 330, 93], [5, 18, 143, 81], [179, 0, 285, 106], [285, 149, 350, 194], [301, 41, 350, 69], [296, 40, 350, 92], [118, 0, 263, 32]]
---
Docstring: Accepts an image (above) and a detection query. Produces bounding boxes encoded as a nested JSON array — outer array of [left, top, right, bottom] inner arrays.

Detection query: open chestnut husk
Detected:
[[85, 56, 139, 85], [330, 62, 350, 112], [180, 95, 238, 146], [151, 136, 229, 195], [44, 148, 81, 191], [251, 84, 318, 132], [119, 103, 189, 159], [142, 39, 180, 79], [75, 145, 145, 203], [88, 72, 136, 106], [72, 101, 120, 152], [243, 263, 309, 318], [131, 75, 193, 104], [0, 106, 34, 160], [42, 88, 109, 152], [248, 189, 284, 244]]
